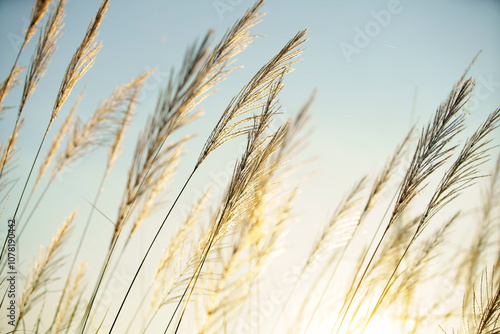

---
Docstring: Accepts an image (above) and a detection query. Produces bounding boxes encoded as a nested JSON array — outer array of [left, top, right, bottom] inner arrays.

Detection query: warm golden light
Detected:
[[361, 317, 399, 334]]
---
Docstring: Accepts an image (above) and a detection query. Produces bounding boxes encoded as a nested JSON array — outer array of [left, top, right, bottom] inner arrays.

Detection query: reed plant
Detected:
[[1, 1, 499, 333]]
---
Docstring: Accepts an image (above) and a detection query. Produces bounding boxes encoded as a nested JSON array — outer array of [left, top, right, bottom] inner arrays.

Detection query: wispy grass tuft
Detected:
[[15, 209, 76, 331]]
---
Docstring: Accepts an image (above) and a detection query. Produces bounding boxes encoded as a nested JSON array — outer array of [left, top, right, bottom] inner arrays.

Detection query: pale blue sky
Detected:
[[1, 0, 499, 332]]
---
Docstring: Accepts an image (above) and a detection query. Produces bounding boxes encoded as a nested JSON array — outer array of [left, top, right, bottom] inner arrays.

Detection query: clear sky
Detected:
[[0, 0, 499, 332]]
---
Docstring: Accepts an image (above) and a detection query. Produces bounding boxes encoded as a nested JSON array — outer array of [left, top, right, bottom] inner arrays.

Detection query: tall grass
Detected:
[[1, 0, 499, 333]]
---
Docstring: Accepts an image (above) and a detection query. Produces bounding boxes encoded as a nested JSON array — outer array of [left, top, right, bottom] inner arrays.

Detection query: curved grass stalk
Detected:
[[0, 0, 52, 109], [0, 0, 108, 267], [299, 129, 412, 333], [334, 75, 474, 334], [0, 0, 65, 180], [169, 83, 296, 332], [270, 176, 367, 333], [103, 5, 305, 333], [359, 107, 500, 333]]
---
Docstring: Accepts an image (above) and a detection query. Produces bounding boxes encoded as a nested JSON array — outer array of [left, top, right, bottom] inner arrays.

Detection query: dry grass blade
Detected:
[[206, 91, 309, 334], [120, 0, 265, 230], [125, 145, 183, 243], [0, 66, 23, 114], [297, 127, 413, 334], [155, 233, 212, 307], [193, 164, 282, 333], [365, 128, 414, 217], [0, 119, 24, 193], [16, 209, 76, 329], [11, 72, 150, 331], [53, 261, 87, 333], [51, 72, 150, 179], [336, 128, 413, 293], [335, 75, 474, 334], [106, 71, 153, 171], [14, 74, 149, 244], [208, 79, 291, 247], [460, 151, 500, 304], [392, 78, 473, 226], [273, 90, 315, 172], [197, 29, 307, 168], [139, 229, 221, 332], [340, 128, 413, 268], [0, 118, 24, 265], [25, 0, 54, 46], [137, 192, 210, 331], [51, 0, 108, 123], [200, 169, 296, 333], [199, 253, 266, 334], [361, 107, 500, 332], [154, 0, 265, 145], [84, 4, 269, 327], [171, 70, 293, 332], [134, 0, 265, 194], [340, 215, 419, 333], [387, 212, 459, 307], [19, 0, 65, 114], [34, 88, 81, 190], [102, 7, 270, 328], [1, 0, 65, 182], [0, 0, 65, 177], [0, 0, 52, 105], [48, 73, 150, 333], [416, 108, 500, 238], [366, 215, 418, 289], [304, 147, 403, 329], [105, 4, 269, 328], [153, 189, 210, 283], [110, 34, 213, 247], [113, 134, 190, 247], [491, 154, 500, 275], [467, 271, 500, 334], [307, 177, 367, 268], [5, 0, 109, 234]]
